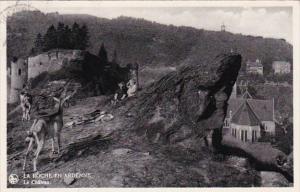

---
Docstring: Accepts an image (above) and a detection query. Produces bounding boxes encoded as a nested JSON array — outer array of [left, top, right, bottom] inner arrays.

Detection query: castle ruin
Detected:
[[8, 50, 78, 103], [28, 49, 76, 79], [7, 49, 140, 103], [9, 58, 28, 103]]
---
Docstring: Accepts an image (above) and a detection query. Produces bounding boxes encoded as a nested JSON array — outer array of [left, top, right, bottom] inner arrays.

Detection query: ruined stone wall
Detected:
[[9, 59, 28, 103], [28, 49, 76, 79]]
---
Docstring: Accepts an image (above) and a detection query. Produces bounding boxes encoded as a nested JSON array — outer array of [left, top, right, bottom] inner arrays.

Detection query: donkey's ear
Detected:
[[62, 94, 71, 105], [53, 97, 60, 102]]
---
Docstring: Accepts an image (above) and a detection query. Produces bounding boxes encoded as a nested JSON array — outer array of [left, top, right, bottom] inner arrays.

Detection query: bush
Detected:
[[274, 122, 293, 154], [29, 71, 49, 88], [48, 67, 81, 81]]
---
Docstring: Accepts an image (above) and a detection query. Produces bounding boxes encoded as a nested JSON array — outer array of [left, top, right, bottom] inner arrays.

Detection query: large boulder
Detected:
[[132, 52, 293, 182], [134, 53, 241, 149]]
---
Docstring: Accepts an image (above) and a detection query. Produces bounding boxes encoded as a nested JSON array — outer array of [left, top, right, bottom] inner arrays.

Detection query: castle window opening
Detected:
[[40, 62, 42, 65], [18, 69, 21, 76]]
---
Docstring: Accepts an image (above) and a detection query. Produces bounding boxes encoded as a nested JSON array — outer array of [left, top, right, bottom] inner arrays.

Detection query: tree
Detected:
[[112, 49, 118, 63], [43, 25, 57, 51], [71, 22, 81, 49], [98, 43, 108, 64], [56, 22, 65, 49], [63, 25, 72, 49], [78, 24, 89, 50], [34, 33, 44, 54]]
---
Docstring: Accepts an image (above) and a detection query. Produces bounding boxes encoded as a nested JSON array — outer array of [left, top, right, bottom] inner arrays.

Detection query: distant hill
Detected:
[[7, 10, 293, 74]]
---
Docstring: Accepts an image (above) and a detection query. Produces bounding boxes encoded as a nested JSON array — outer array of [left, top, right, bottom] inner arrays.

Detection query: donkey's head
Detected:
[[52, 81, 72, 112], [53, 97, 66, 113]]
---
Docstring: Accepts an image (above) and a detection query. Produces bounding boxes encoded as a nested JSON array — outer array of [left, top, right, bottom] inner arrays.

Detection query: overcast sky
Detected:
[[35, 6, 293, 43]]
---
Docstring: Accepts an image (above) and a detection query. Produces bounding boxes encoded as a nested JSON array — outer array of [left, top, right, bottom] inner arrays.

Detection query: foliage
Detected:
[[78, 24, 89, 50], [98, 43, 108, 64], [29, 71, 49, 88], [274, 121, 293, 154], [43, 24, 57, 51], [70, 22, 80, 49], [259, 120, 293, 154], [31, 22, 90, 53], [241, 74, 265, 84], [265, 73, 293, 84], [33, 33, 44, 54]]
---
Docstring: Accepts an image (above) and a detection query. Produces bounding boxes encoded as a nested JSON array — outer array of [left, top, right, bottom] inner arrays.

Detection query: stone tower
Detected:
[[9, 58, 28, 103], [221, 22, 226, 32]]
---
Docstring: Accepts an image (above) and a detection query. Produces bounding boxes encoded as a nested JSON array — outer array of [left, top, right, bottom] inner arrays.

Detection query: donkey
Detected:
[[20, 91, 33, 121], [23, 86, 76, 172]]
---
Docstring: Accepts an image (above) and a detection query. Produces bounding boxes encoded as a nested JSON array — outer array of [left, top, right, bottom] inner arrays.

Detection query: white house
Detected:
[[272, 61, 291, 74]]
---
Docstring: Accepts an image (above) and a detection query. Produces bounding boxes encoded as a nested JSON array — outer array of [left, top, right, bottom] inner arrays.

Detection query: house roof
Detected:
[[226, 98, 274, 123], [231, 101, 261, 126]]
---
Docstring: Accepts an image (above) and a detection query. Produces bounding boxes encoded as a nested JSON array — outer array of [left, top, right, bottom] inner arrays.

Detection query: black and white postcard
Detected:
[[0, 0, 299, 190]]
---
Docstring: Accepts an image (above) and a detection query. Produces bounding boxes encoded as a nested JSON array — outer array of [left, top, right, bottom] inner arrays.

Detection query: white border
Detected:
[[0, 1, 299, 192]]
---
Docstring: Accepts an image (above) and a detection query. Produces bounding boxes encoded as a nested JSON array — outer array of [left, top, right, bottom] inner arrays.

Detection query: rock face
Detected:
[[133, 53, 293, 183], [260, 171, 291, 187], [135, 53, 241, 149]]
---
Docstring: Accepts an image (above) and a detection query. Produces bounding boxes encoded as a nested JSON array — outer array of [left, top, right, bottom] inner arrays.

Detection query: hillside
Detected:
[[7, 11, 292, 74], [7, 54, 292, 187]]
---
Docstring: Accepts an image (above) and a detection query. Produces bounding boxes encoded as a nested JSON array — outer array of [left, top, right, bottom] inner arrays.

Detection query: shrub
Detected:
[[29, 71, 49, 88]]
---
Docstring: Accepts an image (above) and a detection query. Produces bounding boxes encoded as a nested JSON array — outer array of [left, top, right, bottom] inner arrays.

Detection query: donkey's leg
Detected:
[[23, 138, 34, 171], [26, 108, 29, 121], [21, 107, 25, 121], [27, 105, 31, 121], [34, 133, 40, 157], [56, 133, 61, 154], [33, 133, 44, 172], [54, 122, 62, 154], [51, 138, 55, 153], [28, 110, 31, 120], [50, 137, 56, 156], [25, 109, 28, 121]]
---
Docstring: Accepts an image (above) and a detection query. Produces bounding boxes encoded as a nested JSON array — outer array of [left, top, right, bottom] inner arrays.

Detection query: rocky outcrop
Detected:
[[135, 53, 241, 149], [133, 53, 293, 182]]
